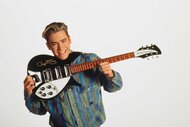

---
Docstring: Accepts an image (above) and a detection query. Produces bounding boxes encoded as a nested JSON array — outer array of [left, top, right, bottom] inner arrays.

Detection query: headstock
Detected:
[[134, 44, 162, 59]]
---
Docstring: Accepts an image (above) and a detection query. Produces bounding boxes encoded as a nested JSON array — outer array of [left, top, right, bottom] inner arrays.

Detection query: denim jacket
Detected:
[[24, 52, 123, 127]]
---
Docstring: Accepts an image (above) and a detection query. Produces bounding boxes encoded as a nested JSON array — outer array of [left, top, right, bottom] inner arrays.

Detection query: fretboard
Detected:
[[70, 52, 135, 74]]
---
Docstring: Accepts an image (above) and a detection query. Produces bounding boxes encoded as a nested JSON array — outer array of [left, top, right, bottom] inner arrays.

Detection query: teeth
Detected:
[[59, 50, 66, 54]]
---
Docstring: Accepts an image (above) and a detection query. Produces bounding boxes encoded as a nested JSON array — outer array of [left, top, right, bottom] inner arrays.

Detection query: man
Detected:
[[24, 22, 123, 127]]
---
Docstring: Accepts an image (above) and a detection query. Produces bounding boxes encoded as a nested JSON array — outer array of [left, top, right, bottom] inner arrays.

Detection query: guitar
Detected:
[[27, 44, 161, 100]]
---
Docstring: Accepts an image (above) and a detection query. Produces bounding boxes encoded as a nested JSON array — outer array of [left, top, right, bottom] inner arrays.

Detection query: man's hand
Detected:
[[99, 62, 114, 78], [23, 76, 35, 95]]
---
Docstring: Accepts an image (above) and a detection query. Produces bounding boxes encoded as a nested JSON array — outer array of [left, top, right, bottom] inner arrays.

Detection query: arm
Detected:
[[99, 69, 123, 92], [71, 52, 123, 92], [23, 76, 47, 115], [88, 53, 123, 92]]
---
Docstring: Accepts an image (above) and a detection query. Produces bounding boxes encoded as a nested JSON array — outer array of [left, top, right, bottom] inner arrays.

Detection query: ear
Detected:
[[68, 36, 72, 44]]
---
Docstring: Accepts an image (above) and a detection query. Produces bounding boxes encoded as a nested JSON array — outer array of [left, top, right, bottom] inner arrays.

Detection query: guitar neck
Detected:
[[70, 52, 135, 74]]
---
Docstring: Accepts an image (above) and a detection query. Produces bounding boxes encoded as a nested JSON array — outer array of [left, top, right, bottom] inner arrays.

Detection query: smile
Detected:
[[58, 50, 67, 54]]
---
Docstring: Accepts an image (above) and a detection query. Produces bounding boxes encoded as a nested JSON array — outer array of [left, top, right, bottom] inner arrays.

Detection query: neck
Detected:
[[70, 52, 135, 74]]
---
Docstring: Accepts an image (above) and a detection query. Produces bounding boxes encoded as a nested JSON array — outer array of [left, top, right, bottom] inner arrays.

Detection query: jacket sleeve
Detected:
[[71, 52, 123, 92], [87, 53, 123, 92], [99, 70, 123, 92], [24, 91, 47, 115]]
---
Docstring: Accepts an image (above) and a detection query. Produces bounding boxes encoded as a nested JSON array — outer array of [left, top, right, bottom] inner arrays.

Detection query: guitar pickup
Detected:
[[42, 69, 53, 82], [55, 66, 63, 79], [64, 64, 71, 77]]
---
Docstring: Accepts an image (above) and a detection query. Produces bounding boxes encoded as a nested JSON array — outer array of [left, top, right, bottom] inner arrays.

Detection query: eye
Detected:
[[61, 38, 67, 43], [50, 42, 57, 47]]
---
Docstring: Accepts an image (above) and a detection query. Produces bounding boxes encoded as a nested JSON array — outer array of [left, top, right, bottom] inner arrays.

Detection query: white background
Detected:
[[0, 0, 190, 127]]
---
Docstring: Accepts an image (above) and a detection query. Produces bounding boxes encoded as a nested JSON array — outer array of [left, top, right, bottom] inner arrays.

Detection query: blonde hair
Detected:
[[42, 22, 69, 42]]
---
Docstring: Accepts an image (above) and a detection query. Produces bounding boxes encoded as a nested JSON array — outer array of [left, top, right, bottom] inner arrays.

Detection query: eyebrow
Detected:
[[49, 38, 67, 44]]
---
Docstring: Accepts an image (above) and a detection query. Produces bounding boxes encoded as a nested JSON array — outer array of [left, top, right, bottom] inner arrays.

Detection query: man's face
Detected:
[[46, 30, 71, 60]]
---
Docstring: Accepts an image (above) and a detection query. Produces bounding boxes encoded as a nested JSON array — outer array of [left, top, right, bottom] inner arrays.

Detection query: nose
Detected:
[[57, 43, 64, 50]]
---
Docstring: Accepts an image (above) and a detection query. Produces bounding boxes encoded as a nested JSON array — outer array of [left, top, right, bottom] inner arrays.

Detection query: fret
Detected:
[[118, 56, 121, 61], [114, 57, 117, 62], [83, 63, 86, 70], [109, 58, 113, 63], [120, 56, 123, 60], [80, 64, 83, 71], [90, 63, 93, 68], [88, 63, 92, 68], [109, 57, 112, 62], [78, 65, 82, 71], [92, 61, 97, 67], [82, 64, 86, 70], [124, 55, 127, 59], [99, 59, 104, 63], [122, 55, 125, 60], [127, 53, 130, 58], [75, 67, 78, 72], [86, 63, 89, 70]]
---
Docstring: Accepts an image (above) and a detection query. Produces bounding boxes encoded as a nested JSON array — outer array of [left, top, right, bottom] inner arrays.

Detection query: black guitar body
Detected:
[[27, 54, 72, 100]]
